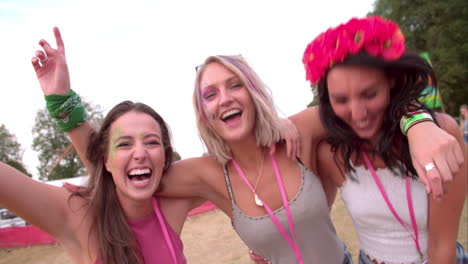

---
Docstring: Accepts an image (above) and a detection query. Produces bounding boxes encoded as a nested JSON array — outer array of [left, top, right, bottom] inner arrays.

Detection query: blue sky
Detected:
[[0, 0, 375, 179]]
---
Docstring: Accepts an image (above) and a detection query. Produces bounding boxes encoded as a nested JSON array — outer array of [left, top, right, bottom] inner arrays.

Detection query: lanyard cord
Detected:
[[152, 198, 178, 264], [232, 153, 303, 263], [361, 152, 422, 259]]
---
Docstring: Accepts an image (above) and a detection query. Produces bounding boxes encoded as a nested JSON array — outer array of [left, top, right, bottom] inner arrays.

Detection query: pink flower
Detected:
[[343, 18, 366, 54], [303, 31, 331, 83], [332, 25, 352, 64], [302, 15, 406, 85], [365, 38, 384, 56], [381, 29, 405, 60]]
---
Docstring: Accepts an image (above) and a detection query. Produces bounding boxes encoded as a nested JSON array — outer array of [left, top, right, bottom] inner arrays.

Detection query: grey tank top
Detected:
[[224, 160, 345, 263]]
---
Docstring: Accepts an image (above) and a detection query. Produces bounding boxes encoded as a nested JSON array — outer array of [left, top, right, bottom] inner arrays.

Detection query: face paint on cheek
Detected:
[[107, 128, 123, 169], [206, 110, 216, 121], [199, 82, 218, 121]]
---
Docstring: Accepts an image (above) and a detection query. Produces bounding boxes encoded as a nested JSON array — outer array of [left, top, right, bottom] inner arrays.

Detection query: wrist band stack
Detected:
[[45, 90, 88, 132], [400, 110, 434, 135]]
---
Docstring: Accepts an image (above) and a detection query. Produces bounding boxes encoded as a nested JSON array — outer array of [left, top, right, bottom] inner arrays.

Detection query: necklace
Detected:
[[232, 153, 304, 263], [253, 149, 266, 206]]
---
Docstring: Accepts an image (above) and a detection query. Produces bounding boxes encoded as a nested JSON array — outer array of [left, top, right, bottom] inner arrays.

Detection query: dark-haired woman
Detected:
[[0, 28, 201, 264], [303, 16, 467, 263], [0, 100, 194, 264]]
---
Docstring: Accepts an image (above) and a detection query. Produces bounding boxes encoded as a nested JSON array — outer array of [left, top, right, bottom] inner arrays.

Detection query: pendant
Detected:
[[254, 194, 263, 207]]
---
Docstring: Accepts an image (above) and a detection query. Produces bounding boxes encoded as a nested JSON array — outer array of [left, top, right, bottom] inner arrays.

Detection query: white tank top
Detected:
[[340, 163, 428, 263]]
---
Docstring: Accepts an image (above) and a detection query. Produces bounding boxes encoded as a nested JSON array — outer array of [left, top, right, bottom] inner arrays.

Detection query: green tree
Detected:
[[32, 101, 103, 181], [173, 151, 181, 161], [307, 85, 319, 108], [0, 124, 31, 176], [369, 0, 468, 115]]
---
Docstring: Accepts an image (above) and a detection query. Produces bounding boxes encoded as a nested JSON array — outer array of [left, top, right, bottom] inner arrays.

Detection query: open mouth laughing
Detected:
[[220, 108, 242, 123], [127, 168, 152, 186]]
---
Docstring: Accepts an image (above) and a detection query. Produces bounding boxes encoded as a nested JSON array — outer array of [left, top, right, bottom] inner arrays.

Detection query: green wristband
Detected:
[[44, 90, 88, 132], [403, 113, 433, 135], [55, 103, 88, 132], [406, 119, 433, 134], [45, 90, 77, 118]]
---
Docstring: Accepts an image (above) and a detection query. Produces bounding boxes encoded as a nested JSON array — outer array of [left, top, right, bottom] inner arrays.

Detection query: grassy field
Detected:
[[0, 194, 466, 264]]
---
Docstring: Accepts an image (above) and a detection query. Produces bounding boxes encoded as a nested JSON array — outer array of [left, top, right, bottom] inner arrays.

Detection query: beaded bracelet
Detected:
[[400, 110, 434, 135], [44, 90, 88, 132]]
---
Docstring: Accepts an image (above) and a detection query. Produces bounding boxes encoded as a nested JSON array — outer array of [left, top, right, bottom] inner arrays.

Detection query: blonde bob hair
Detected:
[[193, 55, 283, 164]]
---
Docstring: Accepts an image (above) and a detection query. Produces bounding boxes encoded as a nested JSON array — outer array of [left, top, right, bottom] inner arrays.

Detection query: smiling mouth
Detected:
[[356, 119, 369, 128], [128, 168, 152, 184], [221, 109, 242, 122]]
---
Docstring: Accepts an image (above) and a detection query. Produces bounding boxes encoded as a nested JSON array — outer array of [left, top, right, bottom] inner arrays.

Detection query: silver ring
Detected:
[[424, 162, 436, 172], [40, 57, 48, 64]]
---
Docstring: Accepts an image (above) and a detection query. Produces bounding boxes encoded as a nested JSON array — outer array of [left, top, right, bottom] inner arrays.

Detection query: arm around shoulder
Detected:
[[158, 156, 219, 200], [316, 141, 345, 208], [289, 106, 326, 143], [427, 113, 467, 263], [406, 113, 465, 198]]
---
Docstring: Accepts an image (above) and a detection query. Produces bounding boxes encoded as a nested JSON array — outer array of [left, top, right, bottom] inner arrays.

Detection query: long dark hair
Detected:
[[317, 52, 438, 179], [72, 101, 173, 264]]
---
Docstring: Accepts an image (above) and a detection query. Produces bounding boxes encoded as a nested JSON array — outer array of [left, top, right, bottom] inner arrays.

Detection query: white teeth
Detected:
[[221, 109, 241, 120], [357, 120, 369, 128], [128, 168, 151, 175], [130, 178, 150, 184]]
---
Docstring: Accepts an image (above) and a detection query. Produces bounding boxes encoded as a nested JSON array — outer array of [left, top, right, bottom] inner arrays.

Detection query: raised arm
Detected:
[[32, 27, 95, 171], [426, 113, 467, 263]]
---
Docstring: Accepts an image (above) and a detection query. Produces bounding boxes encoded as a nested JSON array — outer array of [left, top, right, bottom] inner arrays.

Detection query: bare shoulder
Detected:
[[289, 106, 327, 162], [316, 141, 346, 186], [289, 106, 320, 135], [159, 195, 206, 235], [171, 155, 222, 180], [160, 155, 223, 199]]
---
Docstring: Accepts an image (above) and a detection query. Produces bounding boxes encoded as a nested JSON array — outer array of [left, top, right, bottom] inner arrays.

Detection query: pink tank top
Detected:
[[95, 197, 186, 263]]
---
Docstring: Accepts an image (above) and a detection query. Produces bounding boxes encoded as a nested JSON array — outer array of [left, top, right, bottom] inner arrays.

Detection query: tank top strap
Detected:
[[223, 164, 236, 204]]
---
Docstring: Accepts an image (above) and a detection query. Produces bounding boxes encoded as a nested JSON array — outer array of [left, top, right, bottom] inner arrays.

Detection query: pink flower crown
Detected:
[[302, 16, 405, 85]]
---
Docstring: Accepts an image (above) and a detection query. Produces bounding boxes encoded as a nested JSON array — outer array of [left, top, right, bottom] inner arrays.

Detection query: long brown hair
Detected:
[[72, 101, 173, 264]]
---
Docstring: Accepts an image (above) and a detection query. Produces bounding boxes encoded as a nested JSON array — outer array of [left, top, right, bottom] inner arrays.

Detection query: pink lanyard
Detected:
[[232, 153, 304, 264], [361, 152, 423, 260], [151, 198, 178, 264]]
